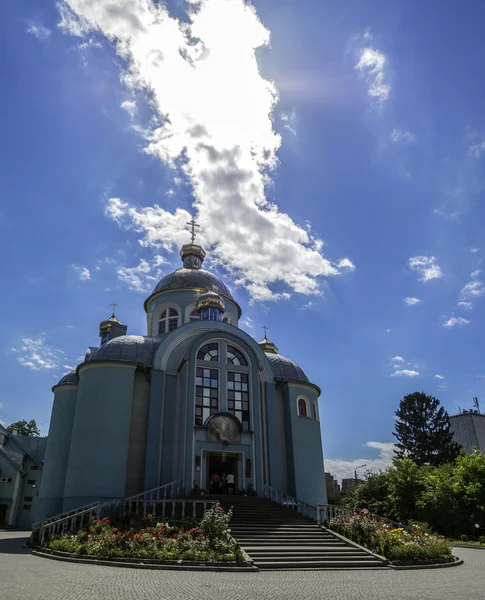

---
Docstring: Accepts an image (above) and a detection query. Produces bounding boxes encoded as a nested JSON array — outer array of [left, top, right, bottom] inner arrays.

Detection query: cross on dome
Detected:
[[110, 302, 119, 317], [262, 325, 269, 339], [186, 218, 200, 243]]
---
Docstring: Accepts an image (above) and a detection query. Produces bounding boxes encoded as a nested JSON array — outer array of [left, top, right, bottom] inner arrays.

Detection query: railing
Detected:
[[264, 484, 317, 520], [32, 500, 101, 531], [37, 480, 182, 546], [316, 504, 404, 529]]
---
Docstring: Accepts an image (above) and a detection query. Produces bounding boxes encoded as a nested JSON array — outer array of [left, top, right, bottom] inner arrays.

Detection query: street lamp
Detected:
[[354, 464, 367, 483]]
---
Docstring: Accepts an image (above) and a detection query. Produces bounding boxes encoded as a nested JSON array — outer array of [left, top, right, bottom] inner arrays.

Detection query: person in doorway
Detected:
[[221, 472, 227, 495], [226, 472, 235, 495], [211, 472, 221, 494]]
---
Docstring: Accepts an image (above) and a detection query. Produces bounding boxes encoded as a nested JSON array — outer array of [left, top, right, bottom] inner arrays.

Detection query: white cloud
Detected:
[[471, 270, 481, 279], [392, 369, 420, 377], [337, 258, 356, 271], [404, 297, 421, 306], [408, 256, 443, 281], [121, 100, 137, 119], [12, 337, 64, 371], [355, 46, 390, 102], [0, 402, 3, 409], [434, 374, 445, 380], [460, 280, 485, 300], [469, 141, 485, 158], [72, 265, 91, 281], [471, 247, 480, 253], [457, 301, 473, 310], [385, 328, 391, 333], [443, 316, 470, 328], [391, 128, 416, 143], [242, 317, 254, 330], [59, 0, 353, 303], [477, 375, 485, 379], [27, 24, 52, 41], [280, 111, 296, 136], [392, 356, 404, 362], [325, 441, 395, 481], [116, 257, 166, 292], [302, 301, 313, 310]]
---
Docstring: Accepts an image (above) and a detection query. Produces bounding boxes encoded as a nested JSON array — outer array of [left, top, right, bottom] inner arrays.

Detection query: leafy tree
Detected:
[[393, 392, 460, 466], [6, 419, 40, 437]]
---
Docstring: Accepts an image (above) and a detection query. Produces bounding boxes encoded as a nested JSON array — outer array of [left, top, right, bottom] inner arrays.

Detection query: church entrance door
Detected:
[[0, 504, 8, 528], [206, 452, 238, 494]]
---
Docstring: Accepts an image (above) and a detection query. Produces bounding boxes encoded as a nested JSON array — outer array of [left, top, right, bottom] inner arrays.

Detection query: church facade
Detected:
[[37, 241, 327, 521]]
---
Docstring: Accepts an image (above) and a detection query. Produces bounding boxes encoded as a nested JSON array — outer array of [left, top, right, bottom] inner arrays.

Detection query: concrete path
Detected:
[[1, 530, 484, 600]]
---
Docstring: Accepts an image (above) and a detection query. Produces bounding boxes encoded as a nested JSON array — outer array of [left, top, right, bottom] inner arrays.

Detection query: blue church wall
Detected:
[[15, 455, 41, 529], [274, 387, 289, 494], [62, 364, 136, 510], [284, 383, 327, 507], [36, 386, 78, 520], [144, 369, 164, 491], [125, 372, 150, 497], [263, 382, 281, 491], [160, 373, 180, 485]]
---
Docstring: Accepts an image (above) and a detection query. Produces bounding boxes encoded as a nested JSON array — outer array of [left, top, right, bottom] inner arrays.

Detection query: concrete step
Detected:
[[255, 560, 385, 570]]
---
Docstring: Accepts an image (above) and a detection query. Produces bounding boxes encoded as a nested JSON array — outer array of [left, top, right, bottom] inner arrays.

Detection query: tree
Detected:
[[6, 419, 40, 437], [393, 392, 460, 466]]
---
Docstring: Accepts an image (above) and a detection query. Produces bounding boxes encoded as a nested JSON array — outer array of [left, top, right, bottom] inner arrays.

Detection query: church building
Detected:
[[37, 232, 327, 521]]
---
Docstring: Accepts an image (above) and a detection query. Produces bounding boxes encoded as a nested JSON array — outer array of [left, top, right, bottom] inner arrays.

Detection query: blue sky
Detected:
[[2, 0, 485, 479]]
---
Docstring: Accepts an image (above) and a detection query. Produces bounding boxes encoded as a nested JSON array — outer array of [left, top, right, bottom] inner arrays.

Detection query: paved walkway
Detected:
[[1, 531, 485, 600]]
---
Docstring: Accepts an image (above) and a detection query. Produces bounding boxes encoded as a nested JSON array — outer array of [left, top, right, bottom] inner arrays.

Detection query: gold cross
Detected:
[[262, 325, 268, 338], [186, 218, 200, 243], [110, 302, 119, 316]]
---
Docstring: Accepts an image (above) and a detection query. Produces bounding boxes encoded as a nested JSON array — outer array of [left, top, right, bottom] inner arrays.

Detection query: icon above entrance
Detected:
[[206, 413, 242, 444]]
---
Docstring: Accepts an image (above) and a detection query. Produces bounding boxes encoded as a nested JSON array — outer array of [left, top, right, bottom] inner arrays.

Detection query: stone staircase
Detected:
[[212, 495, 387, 570]]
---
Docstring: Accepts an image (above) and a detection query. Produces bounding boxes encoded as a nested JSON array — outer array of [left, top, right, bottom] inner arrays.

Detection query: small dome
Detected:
[[100, 314, 124, 329], [87, 335, 161, 366], [55, 369, 79, 388], [265, 352, 309, 383], [197, 291, 225, 312], [147, 268, 235, 303]]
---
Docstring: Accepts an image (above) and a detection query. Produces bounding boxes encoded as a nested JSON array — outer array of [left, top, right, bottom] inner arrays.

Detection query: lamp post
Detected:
[[354, 464, 367, 484]]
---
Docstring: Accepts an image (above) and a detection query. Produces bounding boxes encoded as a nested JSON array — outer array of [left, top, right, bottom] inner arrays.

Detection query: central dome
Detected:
[[148, 267, 234, 301]]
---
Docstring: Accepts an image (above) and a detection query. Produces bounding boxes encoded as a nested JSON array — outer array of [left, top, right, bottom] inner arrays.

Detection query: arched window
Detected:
[[298, 397, 308, 417], [159, 308, 179, 333], [190, 309, 200, 322], [226, 345, 247, 366], [223, 316, 231, 324], [197, 343, 219, 362], [312, 401, 318, 421], [195, 341, 250, 430]]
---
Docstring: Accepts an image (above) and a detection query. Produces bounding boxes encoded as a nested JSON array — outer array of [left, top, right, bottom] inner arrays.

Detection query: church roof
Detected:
[[146, 267, 235, 306], [54, 369, 79, 388], [86, 335, 160, 366], [265, 352, 310, 384]]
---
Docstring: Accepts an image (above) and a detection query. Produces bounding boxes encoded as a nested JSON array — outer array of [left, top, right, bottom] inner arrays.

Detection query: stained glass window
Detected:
[[159, 308, 179, 333], [226, 345, 247, 366], [195, 367, 219, 425], [197, 343, 219, 362], [227, 371, 249, 429]]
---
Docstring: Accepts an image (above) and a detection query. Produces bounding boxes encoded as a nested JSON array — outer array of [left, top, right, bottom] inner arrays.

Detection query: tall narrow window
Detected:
[[158, 308, 179, 333], [298, 398, 308, 417], [227, 345, 247, 366], [227, 371, 249, 429], [312, 402, 318, 420], [195, 367, 219, 425]]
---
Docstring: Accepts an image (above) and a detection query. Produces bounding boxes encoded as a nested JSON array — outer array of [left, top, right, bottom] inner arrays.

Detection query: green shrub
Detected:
[[329, 510, 452, 564], [460, 534, 468, 542], [479, 536, 485, 545]]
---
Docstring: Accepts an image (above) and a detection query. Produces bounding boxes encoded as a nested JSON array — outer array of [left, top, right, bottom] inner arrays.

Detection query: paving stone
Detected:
[[1, 531, 484, 600]]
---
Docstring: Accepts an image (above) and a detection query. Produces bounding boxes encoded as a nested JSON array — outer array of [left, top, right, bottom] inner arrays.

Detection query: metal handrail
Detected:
[[37, 480, 182, 545], [32, 500, 101, 531], [263, 484, 317, 520]]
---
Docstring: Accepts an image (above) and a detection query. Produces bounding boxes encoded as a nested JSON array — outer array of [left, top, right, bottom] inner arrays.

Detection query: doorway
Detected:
[[0, 504, 8, 528], [207, 452, 238, 494]]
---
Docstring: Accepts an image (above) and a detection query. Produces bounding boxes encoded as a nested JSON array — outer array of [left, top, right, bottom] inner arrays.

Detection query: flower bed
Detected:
[[43, 502, 244, 564], [328, 510, 453, 565]]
